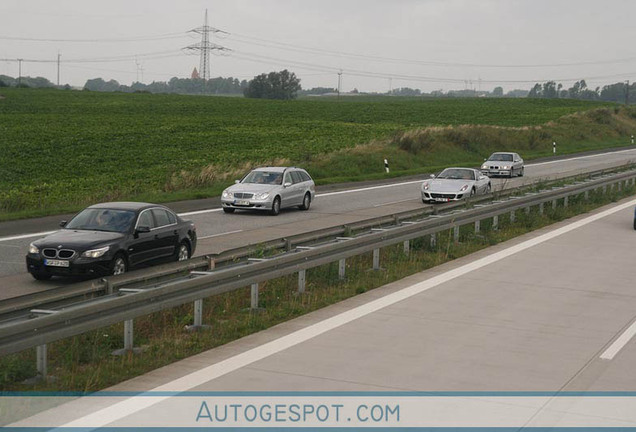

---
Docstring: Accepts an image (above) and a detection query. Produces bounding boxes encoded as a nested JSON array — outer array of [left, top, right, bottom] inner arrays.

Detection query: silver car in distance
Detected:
[[421, 167, 491, 203], [221, 167, 316, 215], [481, 152, 524, 178]]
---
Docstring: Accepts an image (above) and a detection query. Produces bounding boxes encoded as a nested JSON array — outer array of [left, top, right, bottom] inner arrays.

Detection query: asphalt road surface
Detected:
[[1, 147, 635, 297]]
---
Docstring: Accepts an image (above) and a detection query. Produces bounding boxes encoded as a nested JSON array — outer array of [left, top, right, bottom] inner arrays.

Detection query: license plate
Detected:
[[434, 198, 450, 202], [235, 200, 250, 206], [44, 259, 70, 268]]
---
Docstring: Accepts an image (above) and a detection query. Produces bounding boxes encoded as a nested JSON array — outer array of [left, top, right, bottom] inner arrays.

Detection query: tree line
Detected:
[[527, 80, 634, 103]]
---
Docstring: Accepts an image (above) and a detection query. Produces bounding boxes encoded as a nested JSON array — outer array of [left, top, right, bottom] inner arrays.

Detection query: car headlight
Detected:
[[422, 183, 430, 191], [28, 243, 39, 254], [460, 184, 469, 192], [82, 246, 110, 259], [503, 165, 510, 170], [222, 190, 232, 199], [481, 164, 488, 169], [255, 192, 270, 200]]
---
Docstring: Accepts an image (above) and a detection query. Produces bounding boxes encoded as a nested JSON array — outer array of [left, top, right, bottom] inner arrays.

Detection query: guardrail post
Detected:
[[298, 269, 306, 293], [584, 191, 589, 200], [373, 248, 380, 270], [474, 220, 480, 233], [564, 196, 568, 207], [510, 210, 515, 223], [539, 202, 544, 215], [552, 199, 557, 210], [603, 185, 607, 194], [251, 283, 259, 310], [430, 233, 436, 248], [36, 344, 47, 379], [618, 181, 622, 192], [339, 259, 346, 280], [124, 319, 133, 351], [525, 205, 530, 215], [185, 299, 211, 331], [207, 256, 215, 270], [403, 240, 410, 255], [493, 215, 499, 230], [112, 319, 143, 354], [194, 300, 203, 326], [453, 226, 459, 243]]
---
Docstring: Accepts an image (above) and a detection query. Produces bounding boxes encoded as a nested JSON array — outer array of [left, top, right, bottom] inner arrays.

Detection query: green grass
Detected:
[[1, 178, 634, 392], [0, 88, 626, 220]]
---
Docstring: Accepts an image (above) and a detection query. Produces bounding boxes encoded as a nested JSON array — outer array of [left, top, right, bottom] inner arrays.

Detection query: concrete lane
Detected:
[[1, 147, 635, 291], [11, 193, 636, 428]]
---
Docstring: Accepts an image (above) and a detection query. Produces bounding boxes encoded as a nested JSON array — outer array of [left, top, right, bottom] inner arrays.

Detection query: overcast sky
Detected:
[[1, 0, 635, 93]]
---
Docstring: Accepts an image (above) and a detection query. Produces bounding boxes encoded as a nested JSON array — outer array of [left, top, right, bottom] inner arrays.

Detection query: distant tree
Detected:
[[300, 87, 337, 95], [542, 81, 557, 98], [492, 86, 504, 97], [0, 79, 7, 87], [528, 83, 542, 98], [391, 87, 422, 96], [244, 69, 301, 100], [505, 89, 528, 98]]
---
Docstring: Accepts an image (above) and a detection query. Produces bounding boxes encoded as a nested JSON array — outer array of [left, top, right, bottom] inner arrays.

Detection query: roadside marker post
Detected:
[[553, 141, 556, 154], [384, 158, 389, 173]]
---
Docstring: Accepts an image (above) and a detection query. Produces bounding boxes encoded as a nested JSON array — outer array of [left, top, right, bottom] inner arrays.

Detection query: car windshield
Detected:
[[488, 153, 513, 162], [242, 171, 283, 185], [65, 209, 136, 233], [437, 169, 475, 180]]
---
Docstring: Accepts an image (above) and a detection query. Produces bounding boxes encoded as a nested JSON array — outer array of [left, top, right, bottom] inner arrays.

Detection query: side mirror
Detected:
[[284, 182, 292, 188], [59, 220, 67, 228], [429, 174, 435, 179], [136, 226, 151, 234], [234, 180, 240, 184], [484, 158, 487, 161]]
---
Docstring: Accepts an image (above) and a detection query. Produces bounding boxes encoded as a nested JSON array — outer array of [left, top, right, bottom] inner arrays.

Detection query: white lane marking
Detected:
[[0, 231, 56, 243], [527, 147, 636, 167], [317, 179, 424, 197], [58, 197, 636, 429], [178, 208, 223, 217], [198, 230, 243, 240], [600, 319, 636, 360], [4, 148, 636, 244], [374, 198, 417, 207]]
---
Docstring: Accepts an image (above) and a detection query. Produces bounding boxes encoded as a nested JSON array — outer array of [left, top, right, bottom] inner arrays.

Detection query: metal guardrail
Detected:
[[1, 163, 631, 321], [1, 166, 636, 373]]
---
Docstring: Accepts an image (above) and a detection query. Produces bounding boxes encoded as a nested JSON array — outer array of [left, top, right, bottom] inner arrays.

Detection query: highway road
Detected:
[[1, 147, 635, 298], [8, 189, 636, 428]]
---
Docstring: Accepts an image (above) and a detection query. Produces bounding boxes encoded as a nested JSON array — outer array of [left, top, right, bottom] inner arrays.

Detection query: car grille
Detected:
[[431, 193, 456, 199], [42, 248, 76, 259], [234, 193, 254, 199]]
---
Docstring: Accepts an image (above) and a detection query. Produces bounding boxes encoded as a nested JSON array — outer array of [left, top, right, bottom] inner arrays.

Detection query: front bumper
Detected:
[[221, 197, 274, 211], [26, 254, 112, 278], [421, 191, 465, 202], [481, 168, 511, 177]]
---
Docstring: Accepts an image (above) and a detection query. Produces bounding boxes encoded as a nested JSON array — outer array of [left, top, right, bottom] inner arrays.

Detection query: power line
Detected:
[[0, 32, 188, 43], [229, 31, 636, 69]]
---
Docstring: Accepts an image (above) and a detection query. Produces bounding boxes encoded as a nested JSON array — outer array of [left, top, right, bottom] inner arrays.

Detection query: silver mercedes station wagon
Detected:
[[221, 167, 316, 215]]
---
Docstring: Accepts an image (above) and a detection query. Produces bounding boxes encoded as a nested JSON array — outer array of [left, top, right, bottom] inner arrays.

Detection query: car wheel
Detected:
[[509, 169, 515, 178], [634, 219, 636, 230], [270, 196, 281, 216], [486, 182, 492, 194], [176, 241, 190, 262], [469, 188, 475, 198], [299, 193, 311, 210], [518, 167, 524, 177], [31, 272, 52, 281], [223, 207, 235, 214], [109, 253, 127, 276]]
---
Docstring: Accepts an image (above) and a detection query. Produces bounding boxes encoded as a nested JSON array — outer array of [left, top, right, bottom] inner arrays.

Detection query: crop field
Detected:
[[0, 88, 626, 220]]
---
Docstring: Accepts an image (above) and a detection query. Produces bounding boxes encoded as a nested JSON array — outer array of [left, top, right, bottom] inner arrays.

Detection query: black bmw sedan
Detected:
[[26, 202, 197, 280]]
